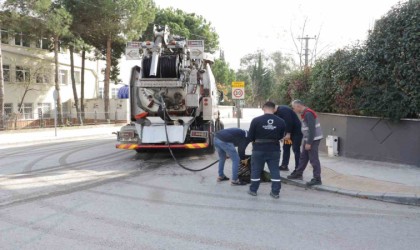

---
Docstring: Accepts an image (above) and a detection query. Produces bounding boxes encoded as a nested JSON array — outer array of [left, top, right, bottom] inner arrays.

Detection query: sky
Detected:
[[153, 0, 404, 69]]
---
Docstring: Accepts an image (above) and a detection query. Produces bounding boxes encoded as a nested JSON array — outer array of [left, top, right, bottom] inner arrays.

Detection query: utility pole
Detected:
[[297, 35, 316, 67]]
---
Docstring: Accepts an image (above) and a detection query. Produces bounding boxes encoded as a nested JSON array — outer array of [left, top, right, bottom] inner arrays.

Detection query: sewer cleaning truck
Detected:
[[115, 25, 223, 153]]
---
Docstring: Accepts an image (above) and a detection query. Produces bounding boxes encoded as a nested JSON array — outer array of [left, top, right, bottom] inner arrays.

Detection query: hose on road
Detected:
[[161, 95, 219, 172]]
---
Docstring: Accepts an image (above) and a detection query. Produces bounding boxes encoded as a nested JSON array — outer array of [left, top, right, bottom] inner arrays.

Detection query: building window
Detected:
[[98, 87, 104, 99], [59, 70, 68, 85], [36, 37, 51, 50], [37, 103, 51, 118], [16, 66, 30, 82], [74, 71, 81, 84], [15, 32, 30, 47], [36, 73, 50, 84], [62, 103, 69, 118], [111, 88, 118, 99], [3, 65, 10, 82], [1, 29, 9, 44], [4, 103, 12, 116], [18, 103, 33, 120]]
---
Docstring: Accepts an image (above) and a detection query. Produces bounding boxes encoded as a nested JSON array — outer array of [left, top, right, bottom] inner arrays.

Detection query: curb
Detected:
[[280, 177, 420, 206]]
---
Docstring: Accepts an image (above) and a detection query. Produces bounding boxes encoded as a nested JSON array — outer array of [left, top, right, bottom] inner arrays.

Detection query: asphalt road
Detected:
[[1, 134, 420, 250]]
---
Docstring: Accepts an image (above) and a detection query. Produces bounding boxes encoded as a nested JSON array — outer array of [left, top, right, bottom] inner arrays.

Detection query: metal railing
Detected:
[[0, 110, 128, 131]]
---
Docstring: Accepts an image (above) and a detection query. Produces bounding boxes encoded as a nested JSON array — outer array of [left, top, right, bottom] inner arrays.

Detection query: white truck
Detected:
[[116, 25, 223, 153]]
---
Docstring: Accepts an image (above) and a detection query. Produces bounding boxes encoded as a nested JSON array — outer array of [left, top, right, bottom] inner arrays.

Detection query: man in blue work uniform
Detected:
[[247, 101, 286, 199], [214, 128, 250, 185], [275, 105, 303, 172]]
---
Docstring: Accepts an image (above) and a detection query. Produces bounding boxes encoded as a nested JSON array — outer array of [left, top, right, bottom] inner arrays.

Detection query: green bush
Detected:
[[283, 0, 419, 120], [360, 0, 420, 120]]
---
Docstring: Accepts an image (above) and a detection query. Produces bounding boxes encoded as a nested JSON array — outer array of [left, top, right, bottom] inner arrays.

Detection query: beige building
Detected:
[[1, 29, 127, 124]]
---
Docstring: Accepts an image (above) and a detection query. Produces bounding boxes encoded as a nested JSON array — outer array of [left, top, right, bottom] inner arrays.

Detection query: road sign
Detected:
[[231, 81, 245, 100], [125, 41, 141, 60]]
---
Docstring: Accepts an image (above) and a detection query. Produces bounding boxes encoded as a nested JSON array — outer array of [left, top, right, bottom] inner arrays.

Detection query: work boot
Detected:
[[247, 190, 257, 196], [306, 178, 322, 186], [270, 191, 279, 199], [287, 171, 303, 180], [279, 165, 289, 171]]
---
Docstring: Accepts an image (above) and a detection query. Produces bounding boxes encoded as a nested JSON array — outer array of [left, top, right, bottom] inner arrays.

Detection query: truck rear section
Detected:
[[116, 25, 223, 153]]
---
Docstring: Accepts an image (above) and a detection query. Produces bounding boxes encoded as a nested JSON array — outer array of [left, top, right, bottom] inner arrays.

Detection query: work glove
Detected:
[[284, 139, 293, 145]]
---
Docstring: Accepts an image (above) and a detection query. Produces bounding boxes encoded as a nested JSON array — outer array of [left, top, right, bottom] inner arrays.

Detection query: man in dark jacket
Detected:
[[247, 101, 286, 199], [287, 100, 323, 186], [214, 128, 250, 185], [275, 105, 303, 172]]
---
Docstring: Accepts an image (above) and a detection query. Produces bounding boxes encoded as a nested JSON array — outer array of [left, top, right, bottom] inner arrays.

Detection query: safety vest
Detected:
[[301, 108, 323, 141]]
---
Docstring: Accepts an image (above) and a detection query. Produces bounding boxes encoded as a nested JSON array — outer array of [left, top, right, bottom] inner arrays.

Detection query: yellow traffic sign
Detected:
[[231, 81, 245, 100], [232, 81, 245, 88]]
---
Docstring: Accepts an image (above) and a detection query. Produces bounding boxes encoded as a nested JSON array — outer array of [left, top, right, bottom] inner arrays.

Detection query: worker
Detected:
[[287, 100, 323, 186], [214, 128, 250, 186], [247, 101, 286, 199], [275, 105, 303, 172]]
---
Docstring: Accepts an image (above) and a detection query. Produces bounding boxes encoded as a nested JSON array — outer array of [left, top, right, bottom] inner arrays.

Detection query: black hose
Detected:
[[161, 95, 219, 172]]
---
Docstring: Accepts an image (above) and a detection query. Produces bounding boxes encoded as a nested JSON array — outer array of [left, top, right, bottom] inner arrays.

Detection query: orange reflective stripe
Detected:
[[116, 144, 138, 150]]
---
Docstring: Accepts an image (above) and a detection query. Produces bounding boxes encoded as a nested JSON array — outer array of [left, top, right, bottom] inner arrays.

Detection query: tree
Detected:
[[79, 42, 92, 120], [64, 0, 155, 121], [3, 0, 73, 126], [0, 42, 4, 130], [237, 51, 276, 107], [69, 43, 82, 125], [278, 0, 419, 120], [360, 0, 420, 119], [0, 10, 46, 129], [212, 57, 235, 104], [143, 7, 219, 53], [4, 59, 51, 129]]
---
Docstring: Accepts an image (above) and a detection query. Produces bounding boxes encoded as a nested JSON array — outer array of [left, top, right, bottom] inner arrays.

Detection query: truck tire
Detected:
[[215, 119, 224, 132], [205, 121, 216, 154]]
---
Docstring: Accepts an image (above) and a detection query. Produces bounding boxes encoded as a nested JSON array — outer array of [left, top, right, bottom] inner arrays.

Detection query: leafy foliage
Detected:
[[212, 59, 236, 104], [143, 8, 219, 53], [360, 0, 420, 119], [279, 0, 419, 120], [237, 51, 293, 107]]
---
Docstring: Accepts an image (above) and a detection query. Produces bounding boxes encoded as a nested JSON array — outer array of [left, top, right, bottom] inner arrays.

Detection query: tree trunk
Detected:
[[15, 88, 30, 129], [70, 45, 83, 125], [54, 36, 63, 126], [0, 42, 4, 130], [81, 49, 85, 120], [104, 37, 112, 121]]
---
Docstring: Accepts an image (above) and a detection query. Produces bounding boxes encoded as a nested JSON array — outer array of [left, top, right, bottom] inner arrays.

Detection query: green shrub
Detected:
[[284, 0, 419, 120]]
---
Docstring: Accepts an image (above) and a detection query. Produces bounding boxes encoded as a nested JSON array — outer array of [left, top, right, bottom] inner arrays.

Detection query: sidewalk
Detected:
[[0, 124, 123, 148], [281, 152, 420, 206]]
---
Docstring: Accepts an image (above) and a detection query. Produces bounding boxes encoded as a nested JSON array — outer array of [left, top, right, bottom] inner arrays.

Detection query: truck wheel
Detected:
[[215, 119, 224, 132], [205, 122, 216, 154]]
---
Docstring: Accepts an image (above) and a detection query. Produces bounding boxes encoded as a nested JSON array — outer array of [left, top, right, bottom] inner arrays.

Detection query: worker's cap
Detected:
[[291, 99, 305, 106], [262, 101, 276, 109]]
